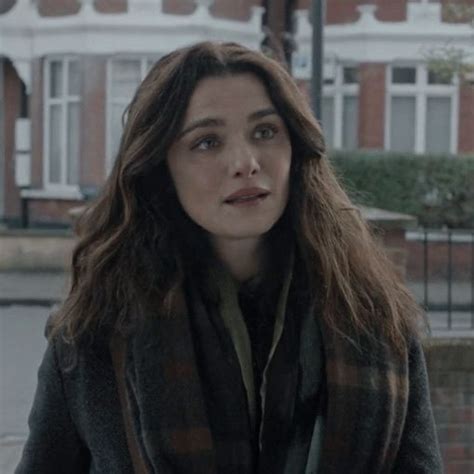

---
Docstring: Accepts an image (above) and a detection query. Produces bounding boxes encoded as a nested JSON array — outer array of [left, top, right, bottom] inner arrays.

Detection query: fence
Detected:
[[406, 229, 474, 333]]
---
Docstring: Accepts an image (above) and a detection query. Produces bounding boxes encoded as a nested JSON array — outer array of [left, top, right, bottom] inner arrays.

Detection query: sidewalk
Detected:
[[0, 272, 68, 305], [0, 305, 50, 474], [0, 437, 27, 474], [0, 272, 66, 473]]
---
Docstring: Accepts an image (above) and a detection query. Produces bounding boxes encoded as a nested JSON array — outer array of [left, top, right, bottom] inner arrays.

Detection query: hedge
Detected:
[[329, 150, 474, 229]]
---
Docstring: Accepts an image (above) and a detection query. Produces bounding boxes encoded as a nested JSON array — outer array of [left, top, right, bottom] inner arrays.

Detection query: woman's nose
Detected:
[[227, 141, 261, 178]]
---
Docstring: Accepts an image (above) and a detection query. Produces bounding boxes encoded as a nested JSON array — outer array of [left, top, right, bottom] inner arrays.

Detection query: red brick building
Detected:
[[1, 0, 474, 226], [294, 0, 474, 153]]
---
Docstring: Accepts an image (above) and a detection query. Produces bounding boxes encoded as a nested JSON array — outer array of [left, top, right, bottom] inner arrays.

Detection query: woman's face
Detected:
[[166, 73, 292, 245]]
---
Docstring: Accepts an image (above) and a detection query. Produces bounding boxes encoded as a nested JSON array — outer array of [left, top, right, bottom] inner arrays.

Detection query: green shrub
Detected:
[[329, 150, 474, 228]]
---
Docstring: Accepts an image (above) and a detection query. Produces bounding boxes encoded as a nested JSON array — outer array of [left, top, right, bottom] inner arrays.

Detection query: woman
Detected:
[[16, 42, 442, 473]]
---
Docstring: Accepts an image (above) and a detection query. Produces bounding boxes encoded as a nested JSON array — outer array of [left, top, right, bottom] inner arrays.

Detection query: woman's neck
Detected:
[[212, 236, 265, 283]]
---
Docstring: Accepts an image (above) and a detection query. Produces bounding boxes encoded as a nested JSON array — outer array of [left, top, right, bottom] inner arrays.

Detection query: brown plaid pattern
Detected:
[[111, 281, 441, 473]]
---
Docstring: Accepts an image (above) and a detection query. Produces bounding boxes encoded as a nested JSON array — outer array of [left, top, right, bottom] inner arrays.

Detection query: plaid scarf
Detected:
[[110, 266, 416, 473]]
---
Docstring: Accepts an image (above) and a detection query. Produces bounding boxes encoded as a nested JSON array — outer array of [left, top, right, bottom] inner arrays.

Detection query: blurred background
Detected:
[[0, 1, 473, 473]]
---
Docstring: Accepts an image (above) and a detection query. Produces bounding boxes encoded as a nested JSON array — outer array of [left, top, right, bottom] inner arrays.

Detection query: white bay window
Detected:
[[44, 57, 80, 188], [386, 64, 458, 154]]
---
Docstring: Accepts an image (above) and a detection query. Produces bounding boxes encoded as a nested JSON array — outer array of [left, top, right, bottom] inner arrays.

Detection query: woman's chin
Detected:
[[211, 225, 275, 241]]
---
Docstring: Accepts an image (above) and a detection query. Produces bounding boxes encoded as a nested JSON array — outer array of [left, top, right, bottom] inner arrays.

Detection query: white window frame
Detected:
[[385, 63, 459, 154], [106, 55, 160, 174], [322, 63, 359, 149], [43, 56, 81, 191]]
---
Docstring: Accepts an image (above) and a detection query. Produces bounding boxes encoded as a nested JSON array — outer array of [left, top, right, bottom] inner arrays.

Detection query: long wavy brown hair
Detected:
[[49, 41, 423, 352]]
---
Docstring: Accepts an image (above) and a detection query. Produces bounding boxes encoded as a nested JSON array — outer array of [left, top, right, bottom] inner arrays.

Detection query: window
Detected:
[[321, 65, 359, 149], [392, 66, 417, 84], [386, 64, 458, 154], [321, 97, 335, 147], [390, 96, 416, 152], [107, 57, 158, 172], [342, 95, 358, 150], [44, 57, 80, 188], [426, 97, 452, 153]]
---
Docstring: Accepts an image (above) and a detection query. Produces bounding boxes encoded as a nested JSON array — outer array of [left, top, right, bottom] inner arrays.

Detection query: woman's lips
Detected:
[[224, 187, 270, 204], [225, 193, 269, 206]]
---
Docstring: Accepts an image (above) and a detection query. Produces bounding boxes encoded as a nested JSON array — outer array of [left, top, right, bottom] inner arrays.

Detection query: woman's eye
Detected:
[[193, 136, 219, 151], [254, 125, 278, 140]]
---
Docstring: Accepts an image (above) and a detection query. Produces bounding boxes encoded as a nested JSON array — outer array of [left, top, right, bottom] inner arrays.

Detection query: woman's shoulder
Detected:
[[44, 315, 113, 374]]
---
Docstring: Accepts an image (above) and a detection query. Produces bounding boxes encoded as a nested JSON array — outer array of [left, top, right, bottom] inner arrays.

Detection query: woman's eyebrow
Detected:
[[248, 107, 278, 121], [177, 117, 225, 140]]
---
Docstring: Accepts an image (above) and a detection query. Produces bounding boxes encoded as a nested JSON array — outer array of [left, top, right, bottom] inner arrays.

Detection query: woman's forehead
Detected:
[[183, 73, 275, 120]]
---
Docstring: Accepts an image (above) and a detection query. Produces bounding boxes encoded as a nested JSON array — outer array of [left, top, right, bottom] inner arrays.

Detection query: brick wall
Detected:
[[377, 227, 409, 277], [33, 0, 260, 19], [458, 81, 474, 154], [81, 56, 106, 187], [425, 339, 474, 474], [95, 0, 126, 14], [296, 0, 408, 24], [373, 0, 407, 22], [373, 230, 474, 282], [163, 0, 195, 15], [358, 63, 386, 149], [406, 240, 473, 281], [37, 0, 80, 16], [296, 0, 474, 24], [326, 0, 361, 24], [3, 60, 21, 221], [28, 199, 84, 226], [210, 0, 258, 22]]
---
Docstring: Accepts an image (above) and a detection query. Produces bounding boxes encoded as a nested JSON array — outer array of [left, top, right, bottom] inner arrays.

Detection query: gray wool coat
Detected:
[[15, 337, 133, 473], [15, 290, 443, 474]]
